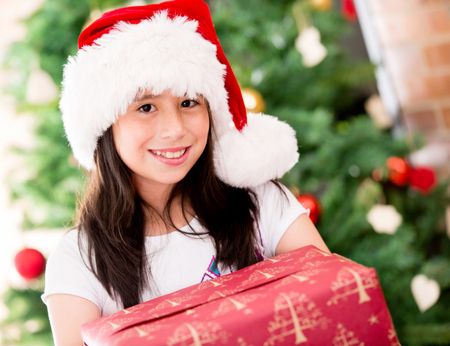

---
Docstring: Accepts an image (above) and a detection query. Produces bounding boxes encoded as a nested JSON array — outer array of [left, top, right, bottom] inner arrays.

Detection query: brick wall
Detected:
[[365, 0, 450, 178]]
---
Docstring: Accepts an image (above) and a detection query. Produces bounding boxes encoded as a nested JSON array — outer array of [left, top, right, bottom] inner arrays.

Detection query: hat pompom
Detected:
[[214, 113, 299, 188]]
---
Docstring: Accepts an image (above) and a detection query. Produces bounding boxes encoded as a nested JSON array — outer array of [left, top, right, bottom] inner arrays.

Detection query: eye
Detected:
[[138, 104, 155, 113], [181, 99, 199, 108]]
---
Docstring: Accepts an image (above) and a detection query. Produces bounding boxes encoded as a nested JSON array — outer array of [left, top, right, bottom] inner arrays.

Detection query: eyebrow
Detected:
[[133, 92, 202, 103], [133, 93, 158, 103]]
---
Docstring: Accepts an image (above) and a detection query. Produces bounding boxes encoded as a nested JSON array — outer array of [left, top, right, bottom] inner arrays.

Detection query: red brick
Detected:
[[368, 0, 448, 14], [369, 0, 410, 14], [426, 8, 450, 34], [375, 6, 450, 45], [423, 42, 450, 68], [385, 45, 424, 75], [394, 76, 432, 105], [424, 74, 450, 98], [402, 109, 442, 141], [376, 15, 419, 45], [420, 0, 449, 4], [383, 44, 430, 104], [442, 108, 450, 129], [403, 109, 439, 131]]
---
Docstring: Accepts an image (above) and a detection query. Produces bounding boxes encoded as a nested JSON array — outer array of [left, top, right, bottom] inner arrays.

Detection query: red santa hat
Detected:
[[60, 0, 299, 187]]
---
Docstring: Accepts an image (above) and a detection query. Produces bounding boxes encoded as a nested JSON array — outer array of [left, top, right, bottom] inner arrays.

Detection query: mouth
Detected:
[[148, 146, 190, 166]]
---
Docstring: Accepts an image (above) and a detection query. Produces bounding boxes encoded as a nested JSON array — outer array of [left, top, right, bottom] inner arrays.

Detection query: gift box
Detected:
[[82, 246, 400, 345]]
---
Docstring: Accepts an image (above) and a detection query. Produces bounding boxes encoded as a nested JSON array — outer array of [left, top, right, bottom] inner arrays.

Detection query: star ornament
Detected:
[[367, 204, 402, 235]]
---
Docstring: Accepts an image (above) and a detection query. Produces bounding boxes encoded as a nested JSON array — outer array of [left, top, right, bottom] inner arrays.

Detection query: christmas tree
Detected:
[[212, 1, 450, 343], [2, 0, 449, 345]]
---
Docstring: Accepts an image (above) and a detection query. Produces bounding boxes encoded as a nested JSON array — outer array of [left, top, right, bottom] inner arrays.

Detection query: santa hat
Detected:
[[60, 0, 299, 188]]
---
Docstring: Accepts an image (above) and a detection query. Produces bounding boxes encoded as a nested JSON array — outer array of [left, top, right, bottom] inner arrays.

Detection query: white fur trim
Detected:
[[214, 113, 299, 187], [60, 11, 231, 169]]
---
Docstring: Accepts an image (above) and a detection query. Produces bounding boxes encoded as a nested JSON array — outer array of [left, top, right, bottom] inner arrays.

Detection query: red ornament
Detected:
[[386, 157, 411, 186], [297, 194, 321, 224], [14, 248, 46, 280], [409, 166, 437, 194], [342, 0, 357, 21]]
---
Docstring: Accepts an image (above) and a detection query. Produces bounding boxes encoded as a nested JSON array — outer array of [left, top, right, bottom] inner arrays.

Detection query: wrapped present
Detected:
[[82, 245, 400, 345]]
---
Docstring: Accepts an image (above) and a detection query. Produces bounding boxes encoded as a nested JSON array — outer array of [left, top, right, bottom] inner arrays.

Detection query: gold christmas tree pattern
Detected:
[[166, 321, 230, 346], [332, 323, 364, 346], [327, 267, 378, 306], [211, 293, 263, 318], [264, 292, 329, 345], [110, 322, 167, 345], [239, 266, 292, 288]]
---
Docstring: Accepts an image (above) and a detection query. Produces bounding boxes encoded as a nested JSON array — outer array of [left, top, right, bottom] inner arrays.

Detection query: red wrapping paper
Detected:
[[82, 246, 400, 345]]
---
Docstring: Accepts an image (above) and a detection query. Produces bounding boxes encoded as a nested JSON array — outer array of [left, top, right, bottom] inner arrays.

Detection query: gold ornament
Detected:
[[309, 0, 332, 11], [241, 88, 266, 113], [365, 94, 393, 129]]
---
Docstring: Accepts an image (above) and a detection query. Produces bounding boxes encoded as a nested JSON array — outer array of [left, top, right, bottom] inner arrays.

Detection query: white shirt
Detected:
[[41, 182, 308, 316]]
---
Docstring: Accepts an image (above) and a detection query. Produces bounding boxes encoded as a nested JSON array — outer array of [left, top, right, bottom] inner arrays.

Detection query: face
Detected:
[[112, 90, 210, 197]]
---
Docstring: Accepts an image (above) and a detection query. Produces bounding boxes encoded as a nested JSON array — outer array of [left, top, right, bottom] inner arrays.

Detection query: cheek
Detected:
[[111, 124, 124, 156], [112, 121, 150, 159], [192, 112, 210, 143]]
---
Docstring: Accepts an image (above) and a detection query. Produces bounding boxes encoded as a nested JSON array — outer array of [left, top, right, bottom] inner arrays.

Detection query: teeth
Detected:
[[153, 149, 186, 159]]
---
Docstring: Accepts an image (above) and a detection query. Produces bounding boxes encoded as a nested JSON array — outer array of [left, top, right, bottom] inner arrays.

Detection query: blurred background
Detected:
[[0, 0, 449, 345]]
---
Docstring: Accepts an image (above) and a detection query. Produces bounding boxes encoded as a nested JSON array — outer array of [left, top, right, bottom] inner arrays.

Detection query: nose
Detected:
[[158, 107, 185, 140], [159, 100, 185, 139]]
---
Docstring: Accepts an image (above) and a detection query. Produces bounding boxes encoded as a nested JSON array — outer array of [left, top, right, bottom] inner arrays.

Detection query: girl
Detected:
[[42, 0, 330, 345]]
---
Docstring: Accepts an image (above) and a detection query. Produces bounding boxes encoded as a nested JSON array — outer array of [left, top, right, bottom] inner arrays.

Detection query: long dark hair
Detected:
[[76, 121, 263, 308]]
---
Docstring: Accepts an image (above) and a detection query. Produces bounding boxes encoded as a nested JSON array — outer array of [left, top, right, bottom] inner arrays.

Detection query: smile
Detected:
[[152, 148, 186, 159], [148, 146, 190, 166]]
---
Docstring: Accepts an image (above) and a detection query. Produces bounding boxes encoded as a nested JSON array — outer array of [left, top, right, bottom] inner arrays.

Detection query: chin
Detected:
[[152, 170, 190, 185]]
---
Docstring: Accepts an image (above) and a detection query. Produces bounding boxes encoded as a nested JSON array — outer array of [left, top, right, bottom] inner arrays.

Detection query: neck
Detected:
[[134, 177, 173, 214], [133, 176, 195, 236]]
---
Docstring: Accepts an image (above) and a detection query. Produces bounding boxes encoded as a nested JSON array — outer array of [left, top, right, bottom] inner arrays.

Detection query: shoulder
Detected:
[[44, 228, 93, 280], [251, 181, 302, 213], [250, 181, 309, 257], [250, 181, 283, 203], [49, 229, 78, 256], [57, 228, 82, 245], [49, 228, 89, 263], [43, 227, 100, 295], [42, 228, 104, 310]]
